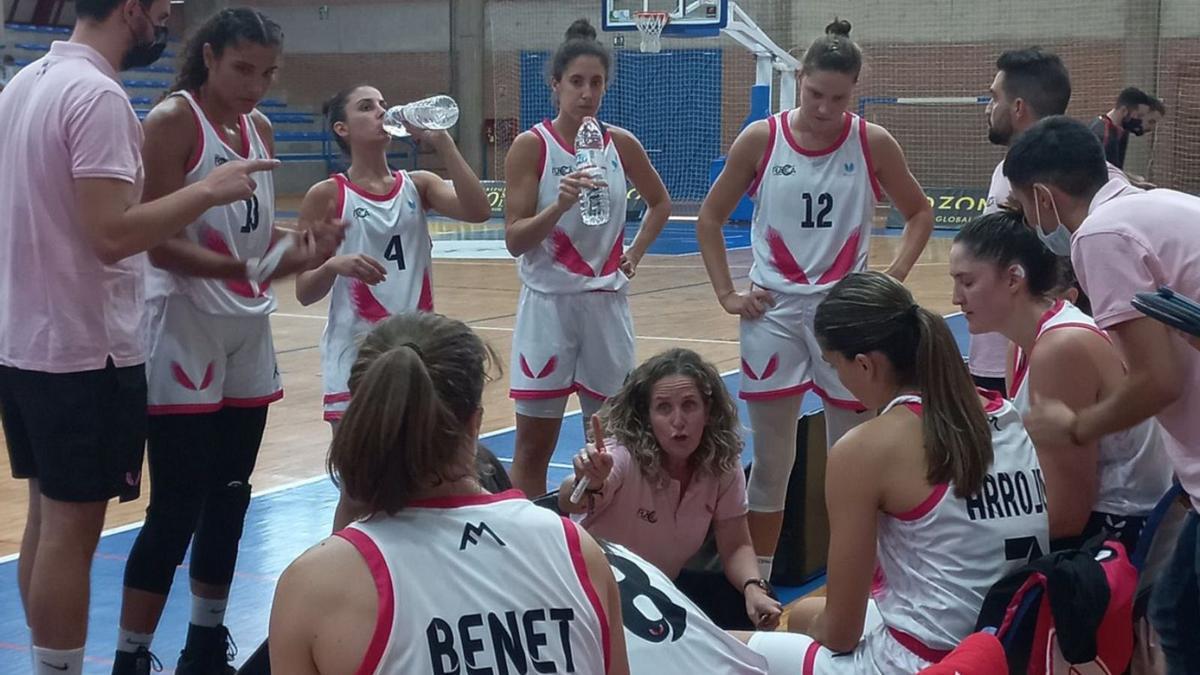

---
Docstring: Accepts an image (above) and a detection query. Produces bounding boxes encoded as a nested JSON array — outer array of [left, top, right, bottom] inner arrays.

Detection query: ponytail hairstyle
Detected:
[[549, 18, 611, 85], [328, 313, 498, 515], [322, 84, 370, 158], [814, 272, 991, 497], [170, 8, 283, 95], [800, 17, 863, 80]]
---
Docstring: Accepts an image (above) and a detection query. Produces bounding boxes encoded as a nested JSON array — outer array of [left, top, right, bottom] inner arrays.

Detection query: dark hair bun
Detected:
[[566, 18, 598, 42], [825, 17, 852, 37]]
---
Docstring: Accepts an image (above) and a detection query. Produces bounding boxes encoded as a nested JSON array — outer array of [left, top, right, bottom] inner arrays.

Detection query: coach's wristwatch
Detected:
[[743, 577, 776, 599]]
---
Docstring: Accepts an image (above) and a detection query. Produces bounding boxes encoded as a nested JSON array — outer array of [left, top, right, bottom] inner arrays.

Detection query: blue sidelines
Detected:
[[0, 304, 966, 673]]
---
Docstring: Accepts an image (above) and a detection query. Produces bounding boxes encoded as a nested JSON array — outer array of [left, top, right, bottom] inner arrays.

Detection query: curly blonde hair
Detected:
[[599, 349, 742, 487]]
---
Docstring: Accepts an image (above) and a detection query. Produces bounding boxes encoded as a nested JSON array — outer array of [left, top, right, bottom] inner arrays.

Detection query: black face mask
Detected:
[[1122, 116, 1146, 137], [121, 10, 169, 71]]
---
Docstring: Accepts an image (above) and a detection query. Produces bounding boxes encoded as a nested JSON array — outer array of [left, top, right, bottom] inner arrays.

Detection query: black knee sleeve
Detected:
[[189, 480, 252, 587], [124, 496, 203, 595]]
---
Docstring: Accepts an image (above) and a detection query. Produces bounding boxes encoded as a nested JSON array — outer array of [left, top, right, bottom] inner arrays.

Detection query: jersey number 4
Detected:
[[240, 195, 260, 233], [384, 235, 406, 271], [800, 192, 834, 229]]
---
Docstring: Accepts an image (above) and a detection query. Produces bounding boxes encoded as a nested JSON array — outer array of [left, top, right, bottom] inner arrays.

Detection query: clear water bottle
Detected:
[[575, 116, 609, 227], [383, 95, 460, 138]]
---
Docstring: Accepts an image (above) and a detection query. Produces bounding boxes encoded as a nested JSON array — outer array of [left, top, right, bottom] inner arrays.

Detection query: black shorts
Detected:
[[1, 359, 147, 503], [972, 374, 1007, 398]]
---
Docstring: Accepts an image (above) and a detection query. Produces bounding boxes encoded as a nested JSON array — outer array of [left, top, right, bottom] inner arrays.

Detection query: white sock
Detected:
[[757, 555, 775, 580], [191, 595, 228, 628], [116, 628, 154, 654], [33, 646, 84, 675]]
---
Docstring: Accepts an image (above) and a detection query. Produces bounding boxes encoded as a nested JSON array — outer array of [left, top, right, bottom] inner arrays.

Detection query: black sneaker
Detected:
[[111, 646, 162, 675], [176, 624, 238, 675]]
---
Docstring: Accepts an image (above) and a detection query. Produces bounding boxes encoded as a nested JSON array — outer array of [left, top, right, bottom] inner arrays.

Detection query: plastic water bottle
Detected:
[[575, 116, 609, 227], [383, 95, 460, 138]]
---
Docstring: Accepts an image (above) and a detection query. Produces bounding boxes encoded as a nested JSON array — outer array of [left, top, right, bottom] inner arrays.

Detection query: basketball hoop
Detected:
[[634, 11, 670, 53]]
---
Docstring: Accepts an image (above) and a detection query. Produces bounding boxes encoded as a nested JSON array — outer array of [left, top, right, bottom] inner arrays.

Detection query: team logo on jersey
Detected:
[[552, 164, 573, 177], [214, 156, 229, 167], [842, 161, 856, 174], [170, 361, 215, 391], [459, 521, 506, 550], [636, 508, 658, 524], [741, 354, 780, 381], [353, 207, 369, 219], [519, 355, 558, 380], [609, 552, 688, 643], [770, 164, 796, 176], [407, 199, 417, 210]]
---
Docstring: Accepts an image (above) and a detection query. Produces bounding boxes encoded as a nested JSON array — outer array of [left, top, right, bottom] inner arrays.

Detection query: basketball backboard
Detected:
[[601, 0, 728, 36]]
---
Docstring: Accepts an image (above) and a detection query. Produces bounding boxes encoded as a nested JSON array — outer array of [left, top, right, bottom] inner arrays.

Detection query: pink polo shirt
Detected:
[[580, 441, 749, 578], [1071, 178, 1200, 510], [0, 41, 146, 373]]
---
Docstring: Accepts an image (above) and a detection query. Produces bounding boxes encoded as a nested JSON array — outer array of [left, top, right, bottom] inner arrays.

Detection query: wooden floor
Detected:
[[0, 232, 959, 558]]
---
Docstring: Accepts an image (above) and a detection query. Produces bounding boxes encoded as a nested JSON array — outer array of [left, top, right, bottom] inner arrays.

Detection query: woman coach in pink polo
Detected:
[[558, 348, 782, 631]]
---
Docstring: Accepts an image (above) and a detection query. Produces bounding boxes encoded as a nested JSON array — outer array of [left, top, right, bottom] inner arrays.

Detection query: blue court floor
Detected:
[[0, 267, 967, 672]]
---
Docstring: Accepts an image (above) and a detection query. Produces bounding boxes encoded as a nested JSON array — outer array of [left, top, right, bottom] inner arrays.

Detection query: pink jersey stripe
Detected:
[[417, 272, 434, 312], [765, 227, 811, 285], [530, 126, 548, 177], [542, 119, 575, 155], [560, 517, 611, 673], [335, 527, 396, 675], [739, 382, 814, 401], [780, 109, 853, 158], [858, 117, 884, 202], [747, 114, 778, 198], [550, 228, 602, 277], [351, 279, 391, 324], [815, 229, 863, 285], [510, 385, 578, 400], [180, 95, 205, 174], [802, 640, 821, 675], [324, 392, 352, 405], [887, 626, 951, 664], [599, 236, 624, 277], [223, 391, 284, 408], [148, 402, 224, 416], [574, 382, 607, 401], [890, 483, 950, 521], [810, 383, 866, 412], [336, 171, 406, 203]]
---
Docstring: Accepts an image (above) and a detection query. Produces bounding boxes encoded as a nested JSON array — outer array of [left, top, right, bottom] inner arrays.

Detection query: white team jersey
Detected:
[[604, 543, 768, 674], [748, 110, 880, 295], [1009, 299, 1172, 516], [338, 490, 609, 675], [519, 120, 629, 294], [146, 90, 277, 316], [873, 391, 1049, 659], [320, 172, 432, 383]]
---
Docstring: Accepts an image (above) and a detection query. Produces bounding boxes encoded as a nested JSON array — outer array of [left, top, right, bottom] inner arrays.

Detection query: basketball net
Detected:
[[634, 11, 670, 53]]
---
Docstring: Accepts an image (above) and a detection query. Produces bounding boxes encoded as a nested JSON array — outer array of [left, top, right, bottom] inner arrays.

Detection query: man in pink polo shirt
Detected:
[[1003, 115, 1200, 673], [0, 1, 278, 672]]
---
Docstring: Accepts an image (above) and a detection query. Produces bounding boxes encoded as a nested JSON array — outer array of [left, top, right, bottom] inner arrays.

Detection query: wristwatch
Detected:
[[743, 577, 776, 598]]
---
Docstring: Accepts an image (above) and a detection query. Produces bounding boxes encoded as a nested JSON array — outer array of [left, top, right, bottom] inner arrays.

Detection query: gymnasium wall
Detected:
[[178, 0, 1197, 196]]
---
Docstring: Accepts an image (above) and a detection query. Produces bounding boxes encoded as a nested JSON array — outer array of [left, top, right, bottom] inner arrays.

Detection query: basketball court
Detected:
[[0, 0, 1190, 670]]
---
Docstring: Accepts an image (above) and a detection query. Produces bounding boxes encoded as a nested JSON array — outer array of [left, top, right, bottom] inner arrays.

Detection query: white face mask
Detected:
[[1032, 184, 1072, 256]]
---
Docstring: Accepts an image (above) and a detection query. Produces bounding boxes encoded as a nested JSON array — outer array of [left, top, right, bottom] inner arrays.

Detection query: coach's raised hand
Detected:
[[202, 158, 282, 206]]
